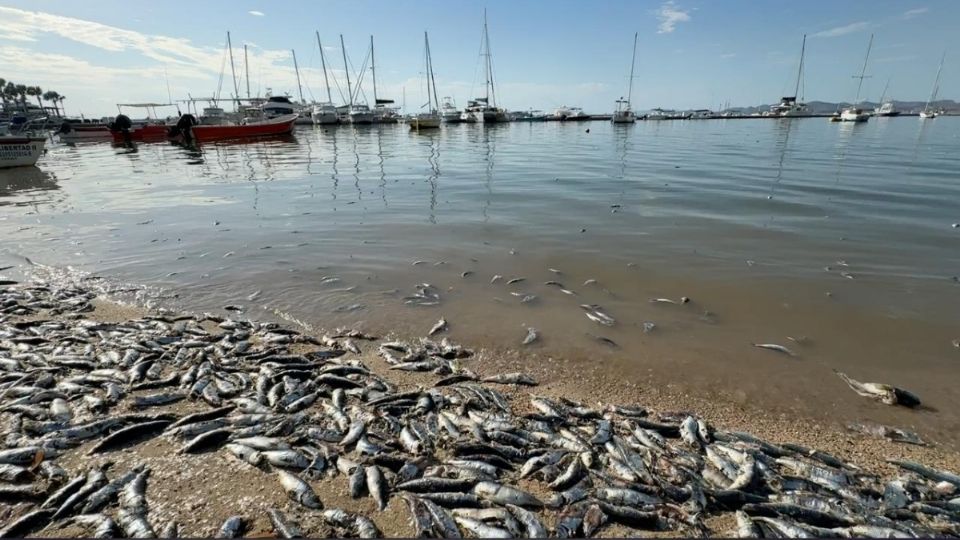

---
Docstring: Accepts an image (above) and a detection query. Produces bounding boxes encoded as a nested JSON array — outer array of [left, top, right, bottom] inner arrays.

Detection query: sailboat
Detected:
[[920, 52, 946, 119], [770, 35, 811, 117], [312, 32, 339, 125], [873, 79, 900, 117], [408, 32, 442, 130], [369, 36, 400, 124], [339, 35, 374, 125], [839, 34, 873, 123], [612, 33, 638, 124], [465, 10, 508, 123]]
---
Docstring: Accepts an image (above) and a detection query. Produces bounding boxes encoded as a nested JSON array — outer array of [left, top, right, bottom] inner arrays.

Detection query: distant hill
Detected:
[[728, 99, 959, 114]]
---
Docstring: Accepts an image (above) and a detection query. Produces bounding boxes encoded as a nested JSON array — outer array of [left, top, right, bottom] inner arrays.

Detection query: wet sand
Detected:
[[18, 293, 960, 538]]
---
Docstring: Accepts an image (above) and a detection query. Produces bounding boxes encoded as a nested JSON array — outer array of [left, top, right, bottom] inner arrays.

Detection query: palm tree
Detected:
[[3, 82, 17, 107], [26, 86, 43, 111], [14, 84, 28, 109], [56, 95, 67, 116], [43, 90, 61, 116]]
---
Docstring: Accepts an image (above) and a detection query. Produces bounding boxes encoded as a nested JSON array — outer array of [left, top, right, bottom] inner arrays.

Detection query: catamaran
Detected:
[[613, 33, 639, 124], [920, 52, 946, 119], [770, 34, 811, 117], [839, 34, 873, 123], [465, 10, 508, 123], [408, 32, 442, 130]]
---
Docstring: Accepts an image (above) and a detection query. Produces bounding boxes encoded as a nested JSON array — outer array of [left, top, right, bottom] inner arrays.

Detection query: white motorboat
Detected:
[[770, 35, 812, 117], [0, 136, 46, 168], [647, 108, 691, 120], [311, 103, 339, 125], [408, 32, 442, 131], [839, 34, 873, 123], [873, 80, 900, 117], [261, 95, 297, 119], [441, 97, 463, 123], [920, 52, 946, 120], [349, 104, 375, 125], [551, 106, 590, 121], [613, 33, 638, 124]]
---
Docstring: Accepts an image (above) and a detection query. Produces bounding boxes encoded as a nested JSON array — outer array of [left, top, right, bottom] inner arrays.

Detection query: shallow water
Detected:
[[2, 118, 959, 445]]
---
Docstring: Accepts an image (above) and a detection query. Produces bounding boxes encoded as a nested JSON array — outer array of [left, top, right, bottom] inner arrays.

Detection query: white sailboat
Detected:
[[770, 34, 811, 117], [873, 79, 900, 117], [340, 35, 374, 125], [312, 32, 340, 125], [408, 32, 442, 130], [920, 52, 946, 119], [465, 10, 508, 123], [839, 34, 873, 123], [613, 32, 638, 124]]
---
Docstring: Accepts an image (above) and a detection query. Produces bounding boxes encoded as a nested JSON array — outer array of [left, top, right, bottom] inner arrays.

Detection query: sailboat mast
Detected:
[[627, 32, 638, 103], [483, 10, 497, 107], [852, 33, 873, 103], [794, 34, 806, 99], [316, 32, 333, 104], [878, 78, 889, 105], [341, 34, 353, 109], [291, 49, 305, 103], [926, 52, 946, 110], [426, 32, 440, 113], [370, 36, 378, 105], [227, 31, 241, 110], [244, 44, 251, 99]]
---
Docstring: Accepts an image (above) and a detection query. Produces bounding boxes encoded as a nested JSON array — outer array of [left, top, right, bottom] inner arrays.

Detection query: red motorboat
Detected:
[[110, 123, 170, 142], [183, 114, 298, 143]]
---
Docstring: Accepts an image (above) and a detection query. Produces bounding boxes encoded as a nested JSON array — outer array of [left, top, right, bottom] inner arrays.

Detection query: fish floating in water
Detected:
[[0, 281, 956, 539], [751, 343, 796, 357], [522, 327, 539, 345], [834, 370, 921, 408], [649, 297, 690, 305], [581, 304, 616, 327], [429, 317, 448, 336]]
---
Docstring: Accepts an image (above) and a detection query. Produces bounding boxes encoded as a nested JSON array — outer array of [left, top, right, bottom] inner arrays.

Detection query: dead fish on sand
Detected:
[[586, 333, 618, 348], [429, 318, 448, 336], [834, 370, 921, 408], [751, 343, 796, 357], [846, 422, 925, 446]]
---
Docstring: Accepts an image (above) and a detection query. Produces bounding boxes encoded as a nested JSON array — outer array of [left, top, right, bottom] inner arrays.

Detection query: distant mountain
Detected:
[[728, 99, 959, 114]]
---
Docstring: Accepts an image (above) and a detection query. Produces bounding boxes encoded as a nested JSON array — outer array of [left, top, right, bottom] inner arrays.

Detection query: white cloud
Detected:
[[655, 1, 691, 34], [811, 21, 870, 38], [248, 10, 265, 17], [875, 55, 916, 63], [902, 7, 928, 19], [720, 53, 737, 59]]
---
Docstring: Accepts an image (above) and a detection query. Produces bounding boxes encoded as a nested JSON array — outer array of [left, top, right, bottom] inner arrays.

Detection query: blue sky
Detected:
[[0, 0, 955, 117]]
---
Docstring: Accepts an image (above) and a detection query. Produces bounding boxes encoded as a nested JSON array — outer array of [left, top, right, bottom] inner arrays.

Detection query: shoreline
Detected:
[[2, 279, 959, 537]]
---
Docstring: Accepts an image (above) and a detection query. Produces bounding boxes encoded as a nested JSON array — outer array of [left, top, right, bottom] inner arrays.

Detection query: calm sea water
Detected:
[[3, 118, 959, 443]]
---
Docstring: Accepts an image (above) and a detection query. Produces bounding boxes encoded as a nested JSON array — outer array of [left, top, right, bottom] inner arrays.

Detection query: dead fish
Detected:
[[491, 275, 503, 284], [482, 373, 538, 386], [218, 516, 246, 538], [429, 318, 448, 336], [454, 516, 512, 538], [846, 422, 925, 445], [277, 470, 322, 509], [366, 465, 389, 511], [650, 297, 690, 305], [581, 304, 615, 327], [834, 370, 921, 408], [461, 271, 473, 278], [587, 333, 618, 347], [473, 481, 542, 507], [267, 509, 302, 539], [751, 343, 796, 357], [522, 327, 539, 345], [506, 277, 526, 285], [412, 260, 428, 266]]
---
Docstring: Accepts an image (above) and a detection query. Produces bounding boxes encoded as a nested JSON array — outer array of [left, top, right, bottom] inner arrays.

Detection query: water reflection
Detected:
[[0, 168, 60, 209]]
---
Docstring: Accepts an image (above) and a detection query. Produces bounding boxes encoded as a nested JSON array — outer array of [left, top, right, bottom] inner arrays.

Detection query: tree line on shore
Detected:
[[1, 77, 66, 116]]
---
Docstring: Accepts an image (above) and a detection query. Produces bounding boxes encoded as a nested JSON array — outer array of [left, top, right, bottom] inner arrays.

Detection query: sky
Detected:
[[0, 0, 956, 117]]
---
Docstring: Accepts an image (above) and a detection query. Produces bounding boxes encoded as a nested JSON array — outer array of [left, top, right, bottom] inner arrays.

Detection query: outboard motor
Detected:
[[111, 114, 133, 144]]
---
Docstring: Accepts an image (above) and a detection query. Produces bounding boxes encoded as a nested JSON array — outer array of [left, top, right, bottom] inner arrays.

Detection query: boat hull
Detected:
[[313, 114, 339, 125], [875, 111, 901, 117], [349, 112, 375, 125], [408, 116, 441, 130], [59, 127, 112, 141], [919, 111, 937, 119], [111, 124, 170, 142], [187, 114, 298, 142], [612, 111, 636, 124], [0, 137, 46, 169]]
